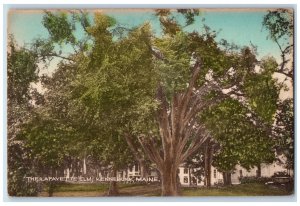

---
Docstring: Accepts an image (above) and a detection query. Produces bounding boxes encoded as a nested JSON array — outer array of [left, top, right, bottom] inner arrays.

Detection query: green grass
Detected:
[[53, 183, 109, 192], [39, 182, 293, 197], [182, 183, 293, 196]]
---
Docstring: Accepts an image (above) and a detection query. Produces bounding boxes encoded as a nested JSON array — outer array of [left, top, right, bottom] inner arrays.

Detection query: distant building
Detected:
[[63, 157, 292, 186]]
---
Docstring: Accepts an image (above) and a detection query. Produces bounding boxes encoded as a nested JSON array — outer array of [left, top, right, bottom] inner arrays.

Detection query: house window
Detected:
[[183, 177, 188, 183], [239, 170, 243, 177], [214, 169, 217, 178], [129, 166, 133, 172], [184, 168, 188, 174]]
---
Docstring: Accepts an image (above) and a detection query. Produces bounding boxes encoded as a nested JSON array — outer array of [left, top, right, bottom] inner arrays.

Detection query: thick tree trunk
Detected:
[[222, 172, 232, 186], [137, 58, 211, 196], [107, 168, 119, 196], [160, 163, 178, 196]]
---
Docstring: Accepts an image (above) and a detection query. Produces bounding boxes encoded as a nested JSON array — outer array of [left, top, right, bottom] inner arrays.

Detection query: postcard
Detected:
[[6, 7, 294, 198]]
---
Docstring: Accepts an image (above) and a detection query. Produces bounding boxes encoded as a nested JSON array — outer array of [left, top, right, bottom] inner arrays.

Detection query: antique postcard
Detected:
[[6, 7, 294, 198]]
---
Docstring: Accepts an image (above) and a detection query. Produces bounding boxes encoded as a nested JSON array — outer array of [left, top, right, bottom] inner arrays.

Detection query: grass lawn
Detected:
[[39, 182, 293, 197], [181, 183, 293, 196]]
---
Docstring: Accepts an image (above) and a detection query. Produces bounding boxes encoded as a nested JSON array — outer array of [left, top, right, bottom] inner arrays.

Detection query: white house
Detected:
[[64, 157, 291, 186], [115, 162, 290, 186]]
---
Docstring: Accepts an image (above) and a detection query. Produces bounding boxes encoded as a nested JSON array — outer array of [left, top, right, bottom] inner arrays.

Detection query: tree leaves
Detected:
[[42, 11, 76, 44]]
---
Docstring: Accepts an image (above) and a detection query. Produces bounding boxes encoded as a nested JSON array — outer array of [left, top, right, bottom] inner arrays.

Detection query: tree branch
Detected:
[[138, 135, 163, 170], [47, 52, 75, 62], [124, 133, 144, 162], [156, 84, 172, 160], [179, 130, 211, 164]]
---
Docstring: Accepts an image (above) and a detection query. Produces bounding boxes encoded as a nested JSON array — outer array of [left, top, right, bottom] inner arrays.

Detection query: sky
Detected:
[[8, 9, 283, 61]]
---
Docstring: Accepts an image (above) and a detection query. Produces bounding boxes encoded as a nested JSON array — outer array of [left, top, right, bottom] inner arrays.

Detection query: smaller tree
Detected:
[[263, 9, 294, 81], [263, 9, 294, 174], [202, 99, 275, 185], [7, 37, 41, 196], [273, 99, 294, 173], [184, 139, 217, 187]]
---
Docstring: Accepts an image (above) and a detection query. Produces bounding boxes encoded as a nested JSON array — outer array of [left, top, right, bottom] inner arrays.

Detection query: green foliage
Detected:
[[155, 9, 201, 35], [7, 37, 41, 196], [39, 10, 280, 176], [243, 69, 279, 123], [42, 11, 76, 44], [202, 99, 275, 172], [263, 9, 294, 172], [78, 18, 158, 136], [273, 99, 294, 169], [7, 36, 39, 104], [153, 32, 191, 95], [7, 141, 40, 196], [177, 9, 201, 26], [18, 114, 75, 171], [263, 9, 293, 41]]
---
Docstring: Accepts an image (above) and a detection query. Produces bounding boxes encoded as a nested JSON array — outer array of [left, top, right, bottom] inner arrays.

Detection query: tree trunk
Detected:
[[204, 144, 212, 187], [207, 146, 213, 187], [222, 172, 232, 186], [138, 159, 148, 178], [204, 145, 208, 186], [48, 182, 55, 197], [188, 167, 192, 187], [256, 164, 261, 177], [107, 168, 119, 196], [160, 163, 178, 196]]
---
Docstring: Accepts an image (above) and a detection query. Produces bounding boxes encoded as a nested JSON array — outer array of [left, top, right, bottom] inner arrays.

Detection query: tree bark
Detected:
[[136, 57, 211, 196], [189, 167, 192, 187], [207, 145, 213, 187], [204, 145, 208, 186], [107, 168, 119, 196], [204, 144, 213, 187], [256, 164, 261, 177], [222, 172, 232, 186], [160, 162, 178, 196]]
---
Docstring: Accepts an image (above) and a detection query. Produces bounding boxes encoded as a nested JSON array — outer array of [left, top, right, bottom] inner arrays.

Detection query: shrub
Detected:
[[239, 176, 273, 184]]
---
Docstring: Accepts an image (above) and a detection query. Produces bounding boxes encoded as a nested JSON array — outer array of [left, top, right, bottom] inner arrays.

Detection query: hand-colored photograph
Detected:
[[7, 8, 294, 197]]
